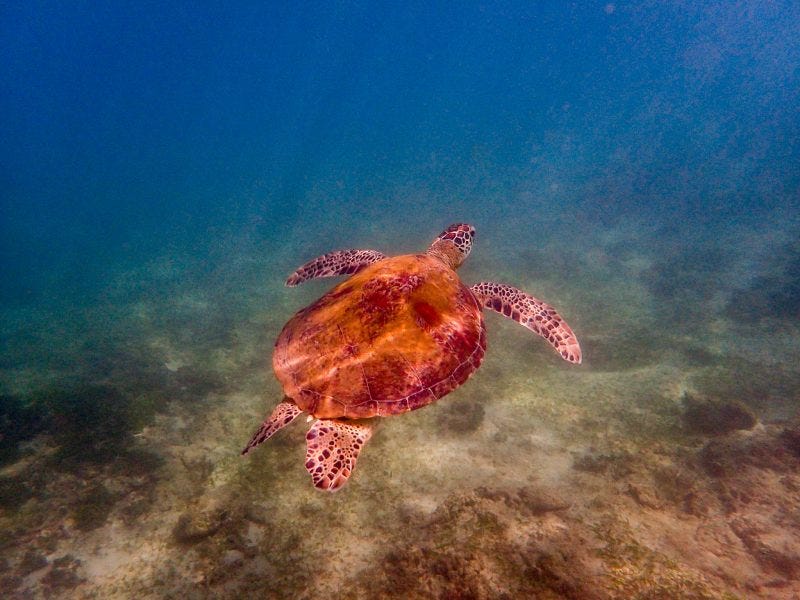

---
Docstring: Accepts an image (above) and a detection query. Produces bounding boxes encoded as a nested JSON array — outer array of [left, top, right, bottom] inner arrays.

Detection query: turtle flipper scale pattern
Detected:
[[286, 249, 387, 286], [241, 400, 302, 455], [471, 282, 582, 364], [305, 419, 373, 491]]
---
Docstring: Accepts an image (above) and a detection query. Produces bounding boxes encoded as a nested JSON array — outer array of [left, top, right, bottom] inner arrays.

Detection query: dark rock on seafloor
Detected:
[[625, 482, 663, 509], [475, 485, 571, 515], [0, 393, 48, 465], [18, 549, 48, 575], [73, 483, 117, 531], [781, 422, 800, 457], [41, 555, 84, 592], [682, 392, 756, 436], [699, 425, 800, 479], [0, 474, 35, 510], [571, 449, 635, 479], [730, 517, 800, 579], [435, 401, 485, 433], [172, 508, 228, 544]]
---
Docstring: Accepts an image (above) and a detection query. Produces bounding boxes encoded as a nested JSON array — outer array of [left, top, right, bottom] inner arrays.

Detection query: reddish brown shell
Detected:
[[273, 253, 486, 419]]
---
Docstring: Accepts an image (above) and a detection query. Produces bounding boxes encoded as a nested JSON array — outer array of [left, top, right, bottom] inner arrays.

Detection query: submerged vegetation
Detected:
[[0, 218, 798, 597], [728, 238, 800, 322], [0, 393, 47, 465]]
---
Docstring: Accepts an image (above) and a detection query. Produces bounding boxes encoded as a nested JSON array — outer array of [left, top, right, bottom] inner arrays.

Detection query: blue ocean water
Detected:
[[1, 2, 799, 597]]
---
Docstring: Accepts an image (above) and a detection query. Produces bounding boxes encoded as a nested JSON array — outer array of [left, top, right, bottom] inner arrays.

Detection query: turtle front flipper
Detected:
[[286, 249, 387, 286], [241, 399, 303, 455], [471, 282, 582, 364], [305, 419, 373, 491]]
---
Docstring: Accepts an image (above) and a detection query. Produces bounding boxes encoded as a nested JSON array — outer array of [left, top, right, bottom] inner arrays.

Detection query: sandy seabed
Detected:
[[1, 218, 799, 599]]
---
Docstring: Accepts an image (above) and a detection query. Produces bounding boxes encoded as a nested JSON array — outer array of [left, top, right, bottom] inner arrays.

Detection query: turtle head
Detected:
[[426, 223, 475, 270]]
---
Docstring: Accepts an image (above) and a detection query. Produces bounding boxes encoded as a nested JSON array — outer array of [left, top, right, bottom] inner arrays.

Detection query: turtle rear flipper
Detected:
[[471, 282, 581, 364], [241, 399, 303, 455], [286, 249, 386, 286], [305, 419, 373, 491]]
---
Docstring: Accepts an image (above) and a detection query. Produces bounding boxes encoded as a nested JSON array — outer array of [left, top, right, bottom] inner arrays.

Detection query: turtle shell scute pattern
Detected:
[[273, 254, 486, 419]]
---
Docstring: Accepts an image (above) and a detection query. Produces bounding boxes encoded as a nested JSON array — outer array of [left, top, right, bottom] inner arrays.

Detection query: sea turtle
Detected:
[[242, 223, 581, 491]]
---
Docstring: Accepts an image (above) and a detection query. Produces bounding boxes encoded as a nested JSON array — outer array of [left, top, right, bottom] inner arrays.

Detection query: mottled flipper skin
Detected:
[[241, 400, 302, 455], [286, 249, 387, 286], [471, 282, 582, 364], [305, 419, 373, 491]]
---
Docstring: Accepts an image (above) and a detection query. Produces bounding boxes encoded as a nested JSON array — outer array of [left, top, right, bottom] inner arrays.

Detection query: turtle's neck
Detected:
[[426, 240, 464, 270]]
